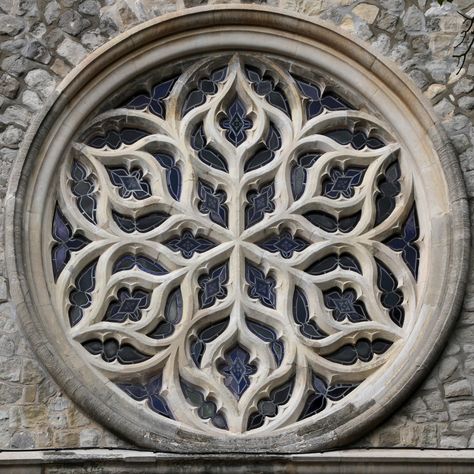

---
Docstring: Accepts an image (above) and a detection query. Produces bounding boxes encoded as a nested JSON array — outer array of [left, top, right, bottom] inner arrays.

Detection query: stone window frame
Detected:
[[5, 6, 469, 453]]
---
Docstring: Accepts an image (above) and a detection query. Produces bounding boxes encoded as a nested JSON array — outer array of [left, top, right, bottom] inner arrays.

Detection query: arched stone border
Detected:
[[5, 6, 470, 453]]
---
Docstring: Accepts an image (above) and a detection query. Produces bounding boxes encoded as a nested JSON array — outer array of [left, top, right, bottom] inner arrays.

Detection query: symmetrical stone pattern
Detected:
[[0, 0, 472, 449]]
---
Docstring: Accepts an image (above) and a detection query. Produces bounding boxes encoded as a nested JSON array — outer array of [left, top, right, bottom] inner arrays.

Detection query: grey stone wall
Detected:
[[0, 0, 472, 450]]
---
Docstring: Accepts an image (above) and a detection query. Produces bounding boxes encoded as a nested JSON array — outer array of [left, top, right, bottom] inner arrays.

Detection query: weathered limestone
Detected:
[[0, 0, 471, 454]]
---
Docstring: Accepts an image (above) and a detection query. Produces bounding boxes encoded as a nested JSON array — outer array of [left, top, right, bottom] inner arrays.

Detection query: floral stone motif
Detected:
[[48, 55, 419, 437]]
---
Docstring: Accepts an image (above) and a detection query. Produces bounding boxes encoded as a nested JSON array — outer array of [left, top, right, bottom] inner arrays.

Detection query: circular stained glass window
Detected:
[[7, 8, 468, 453]]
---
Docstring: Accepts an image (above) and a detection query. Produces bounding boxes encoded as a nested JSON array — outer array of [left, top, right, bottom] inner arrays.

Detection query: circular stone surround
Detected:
[[6, 6, 469, 453]]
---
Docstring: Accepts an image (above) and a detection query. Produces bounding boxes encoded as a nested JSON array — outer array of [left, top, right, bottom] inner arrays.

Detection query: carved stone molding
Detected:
[[5, 6, 469, 453]]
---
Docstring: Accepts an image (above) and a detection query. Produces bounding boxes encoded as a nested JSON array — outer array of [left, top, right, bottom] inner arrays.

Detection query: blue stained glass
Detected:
[[51, 206, 90, 280], [245, 181, 275, 228], [198, 262, 229, 309], [246, 318, 284, 366], [71, 160, 97, 224], [83, 339, 150, 364], [245, 262, 276, 309], [104, 288, 150, 323], [292, 287, 328, 339], [325, 338, 392, 365], [106, 167, 151, 200], [180, 378, 228, 430], [245, 66, 291, 117], [322, 166, 366, 199], [291, 153, 320, 200], [68, 260, 97, 327], [323, 288, 370, 323], [247, 377, 294, 430], [191, 125, 228, 172], [191, 318, 229, 367], [299, 374, 357, 420], [375, 160, 401, 225], [324, 129, 385, 150], [218, 344, 257, 399], [198, 180, 228, 228], [257, 229, 308, 258], [154, 153, 181, 201], [148, 287, 183, 339], [294, 77, 352, 118], [87, 128, 149, 150], [112, 210, 169, 233], [304, 210, 360, 233], [165, 229, 216, 258], [305, 253, 362, 275], [182, 66, 228, 117], [384, 206, 419, 279], [113, 254, 168, 275], [376, 258, 404, 326], [220, 98, 252, 147], [124, 76, 178, 118], [244, 125, 282, 173], [118, 374, 174, 419]]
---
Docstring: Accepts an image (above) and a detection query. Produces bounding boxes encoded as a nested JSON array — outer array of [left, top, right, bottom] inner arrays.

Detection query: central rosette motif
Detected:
[[50, 55, 419, 434]]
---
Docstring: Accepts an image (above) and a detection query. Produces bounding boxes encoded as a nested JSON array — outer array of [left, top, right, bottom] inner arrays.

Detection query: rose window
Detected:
[[10, 8, 466, 453], [49, 54, 420, 435]]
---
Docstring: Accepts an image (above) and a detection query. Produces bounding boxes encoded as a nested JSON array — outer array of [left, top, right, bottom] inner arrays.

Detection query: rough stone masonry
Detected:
[[0, 0, 473, 450]]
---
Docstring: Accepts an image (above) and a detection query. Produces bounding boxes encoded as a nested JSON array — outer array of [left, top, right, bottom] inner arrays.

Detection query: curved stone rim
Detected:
[[5, 5, 470, 453]]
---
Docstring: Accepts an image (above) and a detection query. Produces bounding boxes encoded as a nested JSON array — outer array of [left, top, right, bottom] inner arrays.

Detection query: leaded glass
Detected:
[[48, 53, 423, 438]]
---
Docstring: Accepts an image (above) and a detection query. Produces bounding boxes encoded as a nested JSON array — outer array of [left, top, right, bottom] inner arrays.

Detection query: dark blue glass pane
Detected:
[[257, 229, 309, 258], [182, 67, 228, 117], [71, 160, 97, 224], [322, 166, 366, 199], [191, 318, 229, 367], [291, 153, 320, 200], [323, 288, 370, 323], [299, 374, 357, 420], [154, 153, 181, 201], [384, 205, 420, 279], [124, 76, 177, 118], [325, 338, 392, 365], [83, 339, 150, 364], [246, 66, 291, 117], [245, 181, 275, 228], [245, 262, 276, 309], [220, 97, 252, 147], [198, 180, 228, 228], [68, 259, 97, 326], [112, 210, 169, 233], [165, 229, 216, 258], [247, 377, 294, 430], [106, 167, 151, 200], [294, 77, 352, 118], [304, 210, 360, 233], [292, 287, 328, 339], [218, 344, 257, 399], [324, 129, 384, 150], [375, 258, 404, 326], [246, 318, 284, 366], [147, 287, 182, 339], [87, 128, 149, 150], [191, 125, 228, 172], [52, 206, 90, 280], [180, 378, 228, 430], [375, 161, 401, 225], [113, 254, 168, 275], [198, 262, 229, 309], [118, 374, 174, 419], [244, 125, 281, 172], [104, 288, 150, 323], [305, 253, 361, 275]]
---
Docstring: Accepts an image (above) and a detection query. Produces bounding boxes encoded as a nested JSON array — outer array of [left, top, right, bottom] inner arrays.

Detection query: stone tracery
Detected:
[[50, 55, 418, 435]]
